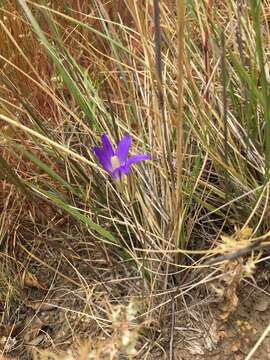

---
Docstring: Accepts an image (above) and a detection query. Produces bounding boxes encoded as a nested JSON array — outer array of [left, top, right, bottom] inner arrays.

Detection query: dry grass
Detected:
[[0, 0, 270, 359]]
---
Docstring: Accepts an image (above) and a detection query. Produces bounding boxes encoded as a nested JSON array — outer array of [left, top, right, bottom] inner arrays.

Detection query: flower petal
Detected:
[[126, 154, 151, 167], [101, 134, 114, 158], [111, 165, 129, 179], [93, 146, 111, 172], [115, 135, 132, 164]]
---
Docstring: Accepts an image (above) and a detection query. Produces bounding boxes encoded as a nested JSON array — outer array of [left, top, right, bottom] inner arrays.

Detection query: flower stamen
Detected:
[[111, 155, 121, 170]]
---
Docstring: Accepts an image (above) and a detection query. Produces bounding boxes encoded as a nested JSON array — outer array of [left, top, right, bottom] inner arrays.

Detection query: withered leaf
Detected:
[[25, 300, 55, 311], [21, 271, 48, 291]]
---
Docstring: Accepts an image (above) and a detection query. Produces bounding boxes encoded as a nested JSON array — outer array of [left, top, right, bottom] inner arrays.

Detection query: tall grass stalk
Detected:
[[175, 0, 185, 261]]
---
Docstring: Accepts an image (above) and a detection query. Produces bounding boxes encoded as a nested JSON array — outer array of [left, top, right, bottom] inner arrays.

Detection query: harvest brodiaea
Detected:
[[93, 134, 150, 179]]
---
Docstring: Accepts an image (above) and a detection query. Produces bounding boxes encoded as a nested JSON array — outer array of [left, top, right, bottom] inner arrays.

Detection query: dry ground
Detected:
[[0, 230, 270, 359]]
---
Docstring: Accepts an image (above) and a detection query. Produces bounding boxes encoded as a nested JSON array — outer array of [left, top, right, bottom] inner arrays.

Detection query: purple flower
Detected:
[[93, 134, 150, 179]]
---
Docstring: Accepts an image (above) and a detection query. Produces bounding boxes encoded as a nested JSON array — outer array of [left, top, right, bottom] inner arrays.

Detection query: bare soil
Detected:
[[174, 281, 270, 360]]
